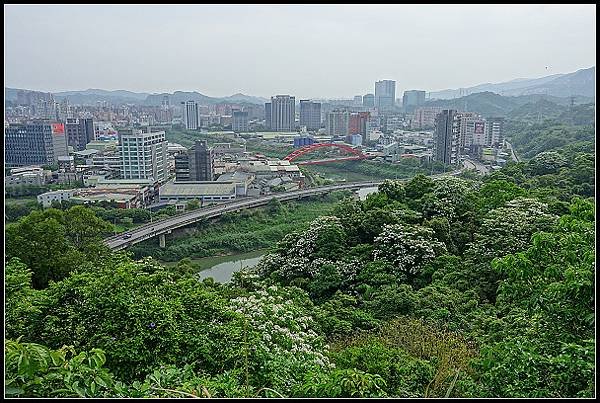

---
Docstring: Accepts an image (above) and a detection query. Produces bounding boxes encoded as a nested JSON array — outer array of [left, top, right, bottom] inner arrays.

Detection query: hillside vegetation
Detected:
[[423, 91, 594, 121], [4, 123, 594, 397]]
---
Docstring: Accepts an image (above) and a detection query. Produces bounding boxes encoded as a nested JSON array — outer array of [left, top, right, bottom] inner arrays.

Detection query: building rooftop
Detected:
[[94, 178, 155, 186], [167, 143, 188, 153], [71, 193, 137, 203], [160, 181, 236, 197], [94, 184, 148, 191], [216, 171, 254, 183], [38, 189, 76, 197], [10, 166, 44, 175], [402, 144, 427, 151], [73, 148, 99, 157]]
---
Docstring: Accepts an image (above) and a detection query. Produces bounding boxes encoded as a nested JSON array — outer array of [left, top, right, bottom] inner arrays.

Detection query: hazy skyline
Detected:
[[4, 4, 596, 99]]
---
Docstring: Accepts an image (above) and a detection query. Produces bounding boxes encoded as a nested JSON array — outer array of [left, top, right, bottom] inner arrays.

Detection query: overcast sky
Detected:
[[4, 4, 596, 99]]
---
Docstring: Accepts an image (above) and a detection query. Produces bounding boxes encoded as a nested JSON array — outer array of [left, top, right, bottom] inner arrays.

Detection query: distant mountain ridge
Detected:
[[422, 91, 595, 123], [5, 87, 269, 106], [429, 67, 595, 99], [142, 91, 269, 106], [5, 66, 594, 106], [56, 89, 151, 100]]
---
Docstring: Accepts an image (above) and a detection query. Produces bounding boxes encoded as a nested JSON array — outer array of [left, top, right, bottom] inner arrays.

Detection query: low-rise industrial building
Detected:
[[158, 180, 238, 203], [400, 151, 433, 164], [216, 171, 255, 196], [70, 186, 147, 209], [241, 160, 303, 179], [6, 166, 52, 186], [37, 182, 153, 209], [37, 190, 77, 207]]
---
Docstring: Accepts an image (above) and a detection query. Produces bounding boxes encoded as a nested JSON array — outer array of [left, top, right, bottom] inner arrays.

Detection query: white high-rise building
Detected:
[[433, 109, 461, 165], [457, 112, 481, 150], [411, 107, 443, 129], [375, 80, 396, 111], [269, 95, 296, 131], [486, 117, 505, 147], [119, 127, 168, 183], [182, 101, 199, 130]]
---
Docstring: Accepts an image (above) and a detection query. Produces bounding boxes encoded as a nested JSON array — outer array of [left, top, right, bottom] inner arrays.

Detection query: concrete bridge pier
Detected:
[[159, 230, 172, 248]]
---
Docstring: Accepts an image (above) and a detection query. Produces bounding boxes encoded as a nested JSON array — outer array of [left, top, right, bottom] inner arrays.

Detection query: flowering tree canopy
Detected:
[[373, 223, 447, 279]]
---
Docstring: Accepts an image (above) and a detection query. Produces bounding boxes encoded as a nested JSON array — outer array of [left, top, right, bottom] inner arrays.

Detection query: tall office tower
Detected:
[[118, 127, 168, 183], [5, 121, 68, 167], [375, 80, 396, 111], [162, 95, 170, 108], [486, 117, 505, 147], [269, 95, 296, 131], [348, 111, 371, 144], [325, 110, 350, 136], [264, 102, 272, 129], [299, 100, 322, 130], [191, 140, 214, 181], [411, 107, 443, 129], [456, 112, 480, 152], [158, 108, 173, 124], [353, 95, 363, 106], [65, 117, 95, 151], [363, 93, 375, 108], [174, 153, 190, 181], [433, 110, 461, 165], [56, 99, 72, 120], [241, 104, 263, 120], [182, 101, 199, 130], [402, 90, 426, 113], [37, 99, 54, 119], [174, 140, 214, 182], [232, 110, 249, 132]]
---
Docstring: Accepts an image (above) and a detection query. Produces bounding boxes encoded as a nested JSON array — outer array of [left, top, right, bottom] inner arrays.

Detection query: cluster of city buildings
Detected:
[[177, 80, 410, 137], [433, 110, 506, 166], [5, 116, 306, 210], [5, 79, 510, 211], [5, 91, 263, 134]]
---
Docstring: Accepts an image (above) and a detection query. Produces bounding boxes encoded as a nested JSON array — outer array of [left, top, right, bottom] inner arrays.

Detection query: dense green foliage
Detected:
[[304, 159, 444, 183], [506, 120, 594, 159], [5, 206, 113, 288], [5, 198, 42, 222], [4, 129, 595, 397]]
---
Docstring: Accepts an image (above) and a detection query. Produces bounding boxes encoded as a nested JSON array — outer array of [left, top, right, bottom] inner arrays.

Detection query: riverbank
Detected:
[[161, 248, 267, 271]]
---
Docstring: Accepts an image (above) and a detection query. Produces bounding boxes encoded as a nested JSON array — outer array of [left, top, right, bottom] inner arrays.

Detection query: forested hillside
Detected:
[[5, 133, 595, 397], [505, 108, 594, 159], [422, 91, 594, 120]]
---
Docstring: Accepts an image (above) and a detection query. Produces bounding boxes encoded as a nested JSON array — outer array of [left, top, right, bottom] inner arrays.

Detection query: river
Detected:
[[195, 249, 266, 283], [173, 187, 380, 282], [357, 186, 379, 200]]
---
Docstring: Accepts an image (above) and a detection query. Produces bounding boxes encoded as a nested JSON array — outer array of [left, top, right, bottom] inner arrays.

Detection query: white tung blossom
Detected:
[[373, 223, 446, 275], [229, 286, 330, 372]]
